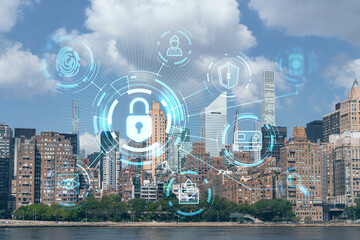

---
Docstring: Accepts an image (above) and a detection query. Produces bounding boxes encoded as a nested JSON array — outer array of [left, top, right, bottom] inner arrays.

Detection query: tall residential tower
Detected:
[[261, 71, 275, 126]]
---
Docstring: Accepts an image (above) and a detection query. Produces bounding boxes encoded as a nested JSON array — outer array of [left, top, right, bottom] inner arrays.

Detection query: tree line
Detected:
[[7, 194, 296, 222]]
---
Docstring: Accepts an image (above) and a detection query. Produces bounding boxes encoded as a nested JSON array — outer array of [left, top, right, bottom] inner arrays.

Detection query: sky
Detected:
[[1, 0, 360, 155]]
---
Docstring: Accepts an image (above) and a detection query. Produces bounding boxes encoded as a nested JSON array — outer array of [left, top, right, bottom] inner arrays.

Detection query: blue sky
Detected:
[[1, 0, 360, 154]]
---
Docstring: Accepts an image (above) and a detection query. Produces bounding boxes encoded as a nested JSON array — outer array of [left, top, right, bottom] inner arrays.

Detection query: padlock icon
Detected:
[[126, 97, 152, 142]]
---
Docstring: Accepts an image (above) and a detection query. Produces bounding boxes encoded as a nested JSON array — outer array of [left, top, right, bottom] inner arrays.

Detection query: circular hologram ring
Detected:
[[45, 161, 94, 209], [220, 113, 278, 168], [166, 171, 214, 217], [205, 53, 252, 101], [41, 34, 100, 93], [276, 47, 317, 85], [157, 27, 193, 66], [92, 71, 188, 166]]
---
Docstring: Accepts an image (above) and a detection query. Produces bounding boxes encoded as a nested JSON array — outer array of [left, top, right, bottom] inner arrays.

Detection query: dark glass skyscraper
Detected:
[[14, 128, 36, 139], [261, 125, 287, 166], [0, 124, 13, 210], [60, 133, 79, 156], [323, 103, 340, 143], [306, 120, 323, 143]]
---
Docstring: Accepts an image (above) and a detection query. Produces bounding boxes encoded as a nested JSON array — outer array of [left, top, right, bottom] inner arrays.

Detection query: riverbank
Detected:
[[1, 220, 360, 228]]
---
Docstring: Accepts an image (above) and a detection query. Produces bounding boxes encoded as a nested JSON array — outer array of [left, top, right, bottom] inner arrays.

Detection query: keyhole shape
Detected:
[[135, 122, 143, 134]]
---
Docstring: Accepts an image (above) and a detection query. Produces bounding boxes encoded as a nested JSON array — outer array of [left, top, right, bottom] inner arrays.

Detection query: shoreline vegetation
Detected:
[[4, 194, 360, 225], [1, 220, 360, 228]]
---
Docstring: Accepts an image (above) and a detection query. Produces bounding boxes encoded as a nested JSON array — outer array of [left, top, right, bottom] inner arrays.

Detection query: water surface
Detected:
[[1, 226, 359, 240]]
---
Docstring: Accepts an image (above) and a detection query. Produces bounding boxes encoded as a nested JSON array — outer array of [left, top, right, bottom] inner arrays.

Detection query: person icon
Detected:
[[166, 35, 182, 57]]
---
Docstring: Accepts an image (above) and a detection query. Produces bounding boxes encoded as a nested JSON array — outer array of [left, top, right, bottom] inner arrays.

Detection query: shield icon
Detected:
[[218, 62, 239, 89]]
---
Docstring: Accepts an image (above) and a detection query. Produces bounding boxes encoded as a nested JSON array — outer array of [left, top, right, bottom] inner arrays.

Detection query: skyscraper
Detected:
[[261, 126, 287, 166], [0, 124, 13, 210], [261, 70, 275, 126], [60, 133, 79, 156], [72, 100, 80, 160], [15, 132, 78, 208], [233, 110, 239, 145], [15, 137, 41, 209], [145, 101, 166, 177], [330, 132, 360, 206], [13, 128, 36, 178], [100, 131, 121, 191], [36, 132, 77, 206], [323, 80, 360, 142], [323, 103, 340, 143], [167, 127, 191, 172], [306, 120, 323, 143], [200, 92, 227, 157], [340, 79, 360, 133], [72, 100, 79, 135], [280, 127, 324, 221]]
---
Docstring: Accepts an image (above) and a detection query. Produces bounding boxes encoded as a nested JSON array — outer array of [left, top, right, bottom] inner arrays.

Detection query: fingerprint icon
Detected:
[[56, 46, 80, 78]]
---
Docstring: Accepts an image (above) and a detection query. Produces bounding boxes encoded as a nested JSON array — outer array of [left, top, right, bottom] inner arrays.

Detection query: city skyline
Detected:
[[2, 0, 360, 228]]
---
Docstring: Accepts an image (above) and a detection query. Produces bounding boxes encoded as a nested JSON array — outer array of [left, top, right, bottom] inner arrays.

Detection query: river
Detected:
[[1, 226, 359, 239]]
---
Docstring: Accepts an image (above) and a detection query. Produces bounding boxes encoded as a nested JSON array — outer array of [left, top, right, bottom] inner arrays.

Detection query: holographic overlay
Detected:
[[46, 161, 94, 209], [277, 167, 309, 198], [41, 34, 100, 93], [220, 113, 277, 168], [165, 171, 215, 218], [276, 47, 317, 86], [205, 52, 252, 102], [56, 46, 80, 78], [157, 27, 193, 66], [92, 70, 188, 167]]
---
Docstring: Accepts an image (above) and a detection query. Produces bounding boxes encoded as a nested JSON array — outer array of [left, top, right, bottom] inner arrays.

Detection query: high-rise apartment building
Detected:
[[306, 120, 323, 143], [330, 132, 360, 206], [145, 101, 166, 177], [261, 70, 275, 126], [200, 92, 227, 157], [0, 124, 13, 210], [100, 131, 121, 191], [36, 132, 77, 206], [280, 127, 324, 221], [323, 103, 340, 143], [102, 149, 121, 191], [13, 128, 36, 178], [15, 137, 41, 209]]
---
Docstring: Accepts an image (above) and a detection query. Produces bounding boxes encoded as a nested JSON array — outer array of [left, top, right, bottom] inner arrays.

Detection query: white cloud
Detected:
[[51, 28, 135, 75], [80, 132, 129, 156], [79, 132, 99, 156], [0, 42, 56, 98], [85, 0, 257, 54], [324, 54, 360, 89], [230, 56, 288, 106], [248, 0, 360, 45], [0, 0, 35, 33]]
